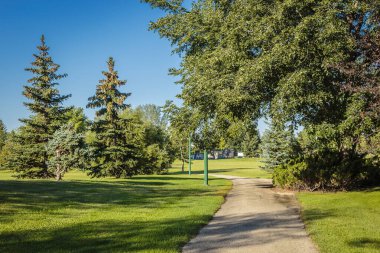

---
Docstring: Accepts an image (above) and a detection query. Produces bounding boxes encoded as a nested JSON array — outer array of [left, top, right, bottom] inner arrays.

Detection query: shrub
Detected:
[[273, 154, 380, 191]]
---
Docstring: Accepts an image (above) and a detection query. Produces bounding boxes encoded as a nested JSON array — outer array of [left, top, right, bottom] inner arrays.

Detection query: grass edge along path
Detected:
[[297, 188, 380, 253], [171, 158, 271, 179], [0, 170, 232, 253]]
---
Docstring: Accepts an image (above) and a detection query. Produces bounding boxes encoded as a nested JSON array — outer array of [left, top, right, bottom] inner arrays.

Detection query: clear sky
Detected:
[[0, 0, 268, 133], [0, 0, 184, 130]]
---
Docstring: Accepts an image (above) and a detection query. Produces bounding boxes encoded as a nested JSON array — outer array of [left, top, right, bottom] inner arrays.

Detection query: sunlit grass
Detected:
[[171, 158, 271, 179], [0, 170, 231, 253], [298, 189, 380, 253]]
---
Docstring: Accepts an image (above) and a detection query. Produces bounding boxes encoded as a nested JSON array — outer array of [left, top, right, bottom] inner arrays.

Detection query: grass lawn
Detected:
[[298, 189, 380, 253], [171, 158, 271, 179], [0, 170, 231, 253]]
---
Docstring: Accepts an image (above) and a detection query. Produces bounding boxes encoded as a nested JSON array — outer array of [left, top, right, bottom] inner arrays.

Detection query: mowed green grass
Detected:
[[298, 189, 380, 253], [172, 158, 271, 178], [0, 170, 231, 253]]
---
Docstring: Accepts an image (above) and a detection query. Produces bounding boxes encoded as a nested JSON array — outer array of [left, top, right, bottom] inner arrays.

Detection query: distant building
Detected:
[[237, 152, 244, 158]]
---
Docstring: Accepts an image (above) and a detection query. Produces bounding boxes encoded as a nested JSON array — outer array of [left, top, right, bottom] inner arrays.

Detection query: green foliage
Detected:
[[46, 123, 86, 180], [222, 118, 261, 156], [273, 155, 380, 191], [261, 124, 300, 172], [242, 132, 261, 158], [0, 131, 18, 170], [0, 120, 6, 152], [87, 57, 130, 120], [146, 0, 352, 124], [142, 144, 173, 174], [134, 104, 168, 129], [86, 60, 175, 178], [65, 107, 88, 133], [147, 0, 380, 189], [123, 108, 175, 175], [162, 101, 196, 171], [7, 35, 71, 178], [273, 160, 307, 190], [86, 57, 139, 178]]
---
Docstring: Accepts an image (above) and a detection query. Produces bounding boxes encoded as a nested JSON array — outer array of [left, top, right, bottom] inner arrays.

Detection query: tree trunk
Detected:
[[55, 169, 62, 181], [55, 149, 62, 181], [180, 146, 184, 172]]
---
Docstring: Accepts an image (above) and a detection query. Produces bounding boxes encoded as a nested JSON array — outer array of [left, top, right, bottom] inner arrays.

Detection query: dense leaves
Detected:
[[146, 0, 380, 190]]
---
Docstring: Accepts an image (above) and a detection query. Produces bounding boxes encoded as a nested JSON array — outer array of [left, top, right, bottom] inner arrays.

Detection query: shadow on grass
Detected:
[[0, 176, 226, 252], [347, 238, 380, 250], [0, 209, 320, 253], [0, 177, 216, 214], [301, 208, 336, 223], [0, 217, 212, 253], [170, 167, 259, 175], [363, 187, 380, 192]]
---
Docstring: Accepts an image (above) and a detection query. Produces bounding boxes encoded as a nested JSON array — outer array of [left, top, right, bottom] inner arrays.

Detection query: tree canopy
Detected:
[[145, 0, 380, 189]]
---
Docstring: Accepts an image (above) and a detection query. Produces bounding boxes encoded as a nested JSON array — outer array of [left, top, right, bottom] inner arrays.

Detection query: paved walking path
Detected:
[[182, 174, 318, 253]]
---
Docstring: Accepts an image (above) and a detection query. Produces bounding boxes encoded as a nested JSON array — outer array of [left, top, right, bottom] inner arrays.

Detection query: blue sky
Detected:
[[0, 0, 267, 133], [0, 0, 184, 130]]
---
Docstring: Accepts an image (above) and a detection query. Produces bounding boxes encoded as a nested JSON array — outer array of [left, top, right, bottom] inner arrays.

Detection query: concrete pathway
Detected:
[[182, 174, 318, 253]]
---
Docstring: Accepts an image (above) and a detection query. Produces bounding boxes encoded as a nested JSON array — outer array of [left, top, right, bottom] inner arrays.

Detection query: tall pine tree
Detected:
[[11, 35, 71, 178], [87, 57, 141, 178]]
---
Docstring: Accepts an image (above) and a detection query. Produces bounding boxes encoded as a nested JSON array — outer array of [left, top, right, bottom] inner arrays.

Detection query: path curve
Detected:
[[182, 174, 318, 253]]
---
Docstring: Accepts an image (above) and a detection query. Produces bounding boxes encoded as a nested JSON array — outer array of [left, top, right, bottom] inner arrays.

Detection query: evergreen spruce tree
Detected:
[[47, 123, 85, 181], [12, 35, 71, 178], [87, 57, 140, 178], [261, 124, 300, 172]]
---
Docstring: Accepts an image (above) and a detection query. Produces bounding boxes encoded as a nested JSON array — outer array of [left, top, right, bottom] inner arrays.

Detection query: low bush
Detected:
[[273, 154, 380, 191]]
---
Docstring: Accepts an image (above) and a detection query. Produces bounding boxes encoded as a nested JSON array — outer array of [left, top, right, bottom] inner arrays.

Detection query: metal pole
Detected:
[[188, 135, 192, 175], [204, 149, 208, 185]]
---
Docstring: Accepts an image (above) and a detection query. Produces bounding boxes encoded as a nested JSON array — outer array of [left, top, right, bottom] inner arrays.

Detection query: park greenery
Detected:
[[0, 36, 176, 180], [0, 0, 378, 190], [0, 159, 378, 253], [145, 0, 380, 190], [0, 1, 378, 253]]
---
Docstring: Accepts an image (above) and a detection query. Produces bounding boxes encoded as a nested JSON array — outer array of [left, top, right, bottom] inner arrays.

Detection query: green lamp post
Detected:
[[188, 135, 192, 175], [204, 149, 208, 185]]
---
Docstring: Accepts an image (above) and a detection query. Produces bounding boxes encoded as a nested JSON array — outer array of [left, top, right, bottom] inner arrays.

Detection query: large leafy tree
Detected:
[[9, 35, 71, 178], [134, 104, 175, 172], [145, 0, 352, 124], [87, 57, 140, 178], [135, 104, 168, 129], [162, 101, 194, 171], [121, 107, 175, 175], [146, 0, 380, 188]]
